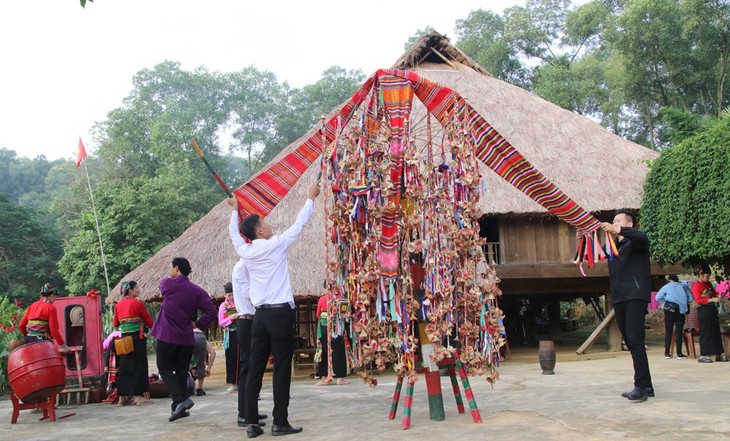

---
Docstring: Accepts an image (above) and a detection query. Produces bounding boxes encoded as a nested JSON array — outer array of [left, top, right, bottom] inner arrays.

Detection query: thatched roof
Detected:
[[108, 33, 657, 304]]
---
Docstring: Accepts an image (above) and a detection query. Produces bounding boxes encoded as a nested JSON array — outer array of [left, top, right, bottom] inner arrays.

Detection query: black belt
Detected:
[[256, 303, 290, 309], [238, 314, 254, 320]]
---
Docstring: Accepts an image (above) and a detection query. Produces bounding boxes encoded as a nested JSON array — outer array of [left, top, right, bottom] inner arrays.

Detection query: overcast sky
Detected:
[[1, 0, 523, 161]]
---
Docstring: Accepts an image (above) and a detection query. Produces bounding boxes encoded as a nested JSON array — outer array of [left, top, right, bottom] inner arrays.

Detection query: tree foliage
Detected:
[[642, 115, 730, 274], [271, 66, 365, 164], [0, 194, 63, 304], [455, 9, 528, 86], [452, 0, 729, 149]]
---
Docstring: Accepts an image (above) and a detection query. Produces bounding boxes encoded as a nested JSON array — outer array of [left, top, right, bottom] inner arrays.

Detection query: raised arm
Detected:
[[277, 180, 320, 249], [227, 197, 248, 257]]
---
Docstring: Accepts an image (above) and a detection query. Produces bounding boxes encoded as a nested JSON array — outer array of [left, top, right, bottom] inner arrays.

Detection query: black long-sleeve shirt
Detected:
[[607, 227, 652, 304]]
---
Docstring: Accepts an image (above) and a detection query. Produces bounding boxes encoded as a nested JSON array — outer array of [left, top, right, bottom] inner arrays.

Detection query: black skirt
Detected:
[[316, 324, 347, 378], [116, 333, 150, 396]]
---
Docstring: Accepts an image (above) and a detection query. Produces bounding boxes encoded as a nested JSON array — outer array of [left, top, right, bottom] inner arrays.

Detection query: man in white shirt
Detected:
[[235, 180, 319, 438], [226, 204, 270, 428]]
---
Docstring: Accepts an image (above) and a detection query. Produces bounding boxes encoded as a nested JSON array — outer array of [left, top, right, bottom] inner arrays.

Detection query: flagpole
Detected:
[[82, 161, 112, 298]]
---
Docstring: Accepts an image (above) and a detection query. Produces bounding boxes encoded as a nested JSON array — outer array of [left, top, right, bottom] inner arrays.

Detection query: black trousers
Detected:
[[245, 308, 294, 426], [116, 333, 149, 396], [225, 329, 238, 385], [614, 300, 652, 389], [663, 310, 686, 355], [316, 324, 347, 378], [155, 339, 194, 411], [698, 306, 723, 356], [237, 318, 253, 420]]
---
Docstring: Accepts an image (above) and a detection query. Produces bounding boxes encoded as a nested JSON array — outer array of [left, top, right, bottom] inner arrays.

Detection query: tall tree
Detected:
[[227, 66, 287, 175], [682, 0, 730, 117], [455, 9, 528, 86], [270, 66, 366, 164], [58, 61, 246, 296], [506, 0, 613, 114], [606, 0, 730, 148]]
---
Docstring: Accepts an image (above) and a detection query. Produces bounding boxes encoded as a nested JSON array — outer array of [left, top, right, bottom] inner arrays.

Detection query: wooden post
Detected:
[[424, 370, 445, 421], [576, 309, 615, 355], [604, 292, 622, 351], [547, 298, 562, 343]]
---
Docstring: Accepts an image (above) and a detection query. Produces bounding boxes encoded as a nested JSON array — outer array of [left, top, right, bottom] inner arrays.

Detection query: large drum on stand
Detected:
[[7, 340, 66, 403]]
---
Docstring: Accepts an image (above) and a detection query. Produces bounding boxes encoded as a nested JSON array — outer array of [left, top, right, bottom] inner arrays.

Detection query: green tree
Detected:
[[0, 149, 64, 219], [0, 194, 63, 304], [58, 164, 216, 297], [455, 9, 528, 86], [682, 0, 730, 117], [58, 61, 245, 296], [606, 0, 730, 148], [642, 114, 730, 274], [270, 66, 366, 164], [227, 66, 288, 175]]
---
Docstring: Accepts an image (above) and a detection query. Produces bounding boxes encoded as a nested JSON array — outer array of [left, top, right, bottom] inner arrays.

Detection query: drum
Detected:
[[7, 340, 66, 403]]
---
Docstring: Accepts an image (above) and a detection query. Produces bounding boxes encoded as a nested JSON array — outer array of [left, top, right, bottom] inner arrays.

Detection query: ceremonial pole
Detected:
[[76, 137, 112, 297], [191, 139, 233, 197]]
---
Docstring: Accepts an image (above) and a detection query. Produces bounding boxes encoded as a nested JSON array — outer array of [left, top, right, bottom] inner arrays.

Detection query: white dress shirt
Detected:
[[231, 259, 255, 315], [228, 211, 255, 315], [235, 199, 314, 308]]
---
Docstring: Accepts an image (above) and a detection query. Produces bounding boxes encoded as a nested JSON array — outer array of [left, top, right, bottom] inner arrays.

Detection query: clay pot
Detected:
[[148, 380, 169, 398], [538, 340, 556, 375]]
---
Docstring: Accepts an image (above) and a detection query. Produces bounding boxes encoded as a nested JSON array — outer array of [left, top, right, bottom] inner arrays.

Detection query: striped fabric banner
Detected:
[[231, 69, 600, 234], [231, 74, 378, 217]]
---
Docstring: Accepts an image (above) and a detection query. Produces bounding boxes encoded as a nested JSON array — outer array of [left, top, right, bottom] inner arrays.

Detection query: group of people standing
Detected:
[[656, 265, 728, 364]]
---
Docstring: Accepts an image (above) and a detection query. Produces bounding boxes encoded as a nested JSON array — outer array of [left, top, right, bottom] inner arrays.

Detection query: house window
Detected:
[[478, 215, 501, 264]]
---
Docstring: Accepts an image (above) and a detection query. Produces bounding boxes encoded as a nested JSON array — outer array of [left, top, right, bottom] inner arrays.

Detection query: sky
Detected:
[[0, 0, 524, 161]]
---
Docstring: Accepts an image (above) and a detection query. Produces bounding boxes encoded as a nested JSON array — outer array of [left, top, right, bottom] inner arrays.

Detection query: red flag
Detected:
[[76, 137, 88, 167]]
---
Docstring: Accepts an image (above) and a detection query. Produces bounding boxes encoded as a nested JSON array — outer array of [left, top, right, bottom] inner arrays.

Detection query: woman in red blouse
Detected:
[[113, 280, 155, 404], [18, 283, 69, 352], [314, 291, 349, 386], [691, 265, 728, 363]]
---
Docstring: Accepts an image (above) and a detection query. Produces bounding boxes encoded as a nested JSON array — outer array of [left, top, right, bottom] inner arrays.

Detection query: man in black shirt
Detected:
[[600, 209, 654, 402]]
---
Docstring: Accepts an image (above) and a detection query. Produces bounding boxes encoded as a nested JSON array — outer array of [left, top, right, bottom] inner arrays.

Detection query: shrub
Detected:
[[0, 297, 25, 395]]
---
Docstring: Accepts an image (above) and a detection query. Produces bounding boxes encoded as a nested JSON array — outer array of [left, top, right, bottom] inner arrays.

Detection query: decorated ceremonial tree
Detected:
[[319, 85, 503, 385]]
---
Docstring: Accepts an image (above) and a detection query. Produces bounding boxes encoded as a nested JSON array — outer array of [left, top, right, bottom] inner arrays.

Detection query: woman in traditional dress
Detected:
[[218, 282, 239, 393], [314, 289, 349, 386], [692, 265, 728, 363], [113, 280, 155, 405], [18, 283, 69, 352]]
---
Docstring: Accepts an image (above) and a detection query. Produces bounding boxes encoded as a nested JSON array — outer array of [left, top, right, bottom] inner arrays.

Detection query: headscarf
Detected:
[[41, 283, 59, 297], [120, 280, 137, 296]]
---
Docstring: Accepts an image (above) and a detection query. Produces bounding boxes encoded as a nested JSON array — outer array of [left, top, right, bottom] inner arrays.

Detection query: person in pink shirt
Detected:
[[218, 282, 240, 392]]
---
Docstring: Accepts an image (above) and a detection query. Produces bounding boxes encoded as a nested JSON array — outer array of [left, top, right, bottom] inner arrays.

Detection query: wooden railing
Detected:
[[482, 242, 501, 265]]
